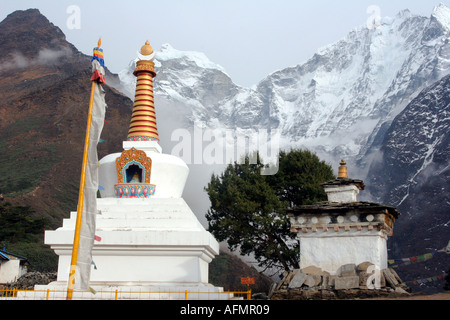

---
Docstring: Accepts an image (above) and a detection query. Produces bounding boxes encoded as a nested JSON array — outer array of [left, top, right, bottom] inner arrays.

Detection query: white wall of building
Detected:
[[0, 260, 22, 284]]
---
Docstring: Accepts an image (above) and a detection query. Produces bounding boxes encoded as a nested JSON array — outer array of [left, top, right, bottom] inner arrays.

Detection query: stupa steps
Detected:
[[67, 198, 188, 217], [97, 198, 188, 210], [61, 217, 202, 230], [67, 207, 188, 219], [61, 198, 204, 230], [61, 218, 201, 229]]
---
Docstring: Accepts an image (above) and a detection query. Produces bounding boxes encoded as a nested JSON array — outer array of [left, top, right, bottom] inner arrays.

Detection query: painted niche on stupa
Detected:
[[114, 147, 156, 198]]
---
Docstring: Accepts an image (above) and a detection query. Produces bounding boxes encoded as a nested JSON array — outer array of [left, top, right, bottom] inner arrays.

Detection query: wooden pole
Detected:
[[66, 80, 96, 300]]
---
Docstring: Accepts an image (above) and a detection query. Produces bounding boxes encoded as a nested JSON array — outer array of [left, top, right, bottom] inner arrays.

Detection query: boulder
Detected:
[[338, 263, 357, 277], [334, 276, 360, 290], [300, 265, 323, 275], [394, 286, 410, 296], [288, 272, 308, 289], [357, 261, 374, 272], [303, 275, 316, 287], [383, 269, 399, 288], [359, 270, 386, 289]]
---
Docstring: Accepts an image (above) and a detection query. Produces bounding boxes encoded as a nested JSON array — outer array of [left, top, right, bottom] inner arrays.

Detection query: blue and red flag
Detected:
[[91, 40, 106, 84]]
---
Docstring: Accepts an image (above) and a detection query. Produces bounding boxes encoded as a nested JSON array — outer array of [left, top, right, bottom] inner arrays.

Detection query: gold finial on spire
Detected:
[[98, 38, 101, 48], [338, 159, 348, 179], [140, 40, 153, 56]]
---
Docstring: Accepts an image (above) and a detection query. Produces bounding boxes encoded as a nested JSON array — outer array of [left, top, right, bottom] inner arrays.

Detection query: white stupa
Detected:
[[36, 41, 228, 299], [288, 160, 400, 275]]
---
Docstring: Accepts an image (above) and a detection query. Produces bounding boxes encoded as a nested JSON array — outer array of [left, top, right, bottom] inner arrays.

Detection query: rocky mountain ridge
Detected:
[[0, 9, 132, 227]]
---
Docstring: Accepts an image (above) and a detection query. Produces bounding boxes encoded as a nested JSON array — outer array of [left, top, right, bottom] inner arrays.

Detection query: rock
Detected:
[[300, 265, 323, 275], [288, 272, 308, 289], [394, 287, 410, 296], [252, 292, 268, 300], [321, 275, 330, 288], [303, 289, 322, 300], [328, 275, 339, 288], [285, 270, 297, 284], [7, 272, 57, 290], [277, 270, 296, 290], [338, 264, 357, 277], [334, 276, 360, 290], [310, 274, 322, 287], [320, 289, 337, 300], [267, 282, 277, 299], [359, 271, 370, 288], [383, 269, 399, 288], [389, 268, 403, 284], [359, 270, 386, 289], [357, 261, 374, 272], [303, 275, 316, 287]]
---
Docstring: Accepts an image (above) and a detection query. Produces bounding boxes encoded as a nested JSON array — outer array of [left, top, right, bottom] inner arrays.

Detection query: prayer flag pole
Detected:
[[66, 39, 101, 300], [66, 81, 96, 300]]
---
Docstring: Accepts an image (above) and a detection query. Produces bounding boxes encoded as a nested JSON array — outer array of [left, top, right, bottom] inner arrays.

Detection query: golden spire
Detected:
[[127, 40, 159, 142], [338, 159, 348, 179]]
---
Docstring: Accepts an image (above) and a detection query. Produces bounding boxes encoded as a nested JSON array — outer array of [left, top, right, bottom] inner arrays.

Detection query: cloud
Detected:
[[0, 51, 29, 70], [37, 47, 72, 64], [0, 47, 72, 71]]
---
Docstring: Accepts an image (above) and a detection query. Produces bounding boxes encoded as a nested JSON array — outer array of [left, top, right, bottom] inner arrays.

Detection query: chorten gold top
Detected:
[[140, 40, 153, 56], [338, 159, 348, 179]]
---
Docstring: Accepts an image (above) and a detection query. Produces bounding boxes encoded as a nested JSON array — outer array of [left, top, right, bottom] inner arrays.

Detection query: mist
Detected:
[[0, 47, 72, 71]]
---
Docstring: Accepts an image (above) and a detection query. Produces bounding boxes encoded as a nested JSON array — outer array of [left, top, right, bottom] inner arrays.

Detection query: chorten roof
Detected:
[[287, 201, 400, 219]]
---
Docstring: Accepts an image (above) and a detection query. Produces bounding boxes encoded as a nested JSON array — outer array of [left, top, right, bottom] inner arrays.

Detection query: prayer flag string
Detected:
[[405, 273, 446, 285], [388, 248, 446, 268]]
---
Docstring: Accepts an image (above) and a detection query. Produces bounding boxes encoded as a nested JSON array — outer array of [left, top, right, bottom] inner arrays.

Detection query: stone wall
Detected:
[[0, 271, 56, 290], [270, 262, 411, 300]]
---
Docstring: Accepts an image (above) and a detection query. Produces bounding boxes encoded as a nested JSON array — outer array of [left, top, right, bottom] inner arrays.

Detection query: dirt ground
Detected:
[[369, 292, 450, 300]]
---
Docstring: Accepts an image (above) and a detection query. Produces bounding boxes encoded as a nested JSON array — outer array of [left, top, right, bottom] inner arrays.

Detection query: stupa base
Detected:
[[27, 282, 236, 300]]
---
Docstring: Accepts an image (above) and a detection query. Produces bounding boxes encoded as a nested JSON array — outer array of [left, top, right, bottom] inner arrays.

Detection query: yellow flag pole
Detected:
[[66, 39, 100, 300], [66, 81, 96, 300]]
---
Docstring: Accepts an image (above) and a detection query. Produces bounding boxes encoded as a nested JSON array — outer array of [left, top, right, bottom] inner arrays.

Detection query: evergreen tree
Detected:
[[0, 202, 57, 271], [0, 202, 47, 243], [205, 149, 334, 273]]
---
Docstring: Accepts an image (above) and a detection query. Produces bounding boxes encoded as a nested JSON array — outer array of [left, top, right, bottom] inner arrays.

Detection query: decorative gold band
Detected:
[[133, 60, 156, 77]]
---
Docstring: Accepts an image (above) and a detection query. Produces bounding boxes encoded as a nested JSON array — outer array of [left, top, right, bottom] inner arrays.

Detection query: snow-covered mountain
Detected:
[[120, 4, 450, 175], [117, 5, 450, 291], [366, 73, 450, 293], [368, 64, 449, 222], [367, 73, 450, 210]]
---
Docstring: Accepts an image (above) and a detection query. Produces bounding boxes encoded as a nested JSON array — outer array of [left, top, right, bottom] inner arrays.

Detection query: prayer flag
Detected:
[[91, 47, 105, 84], [74, 44, 107, 291], [423, 253, 433, 260]]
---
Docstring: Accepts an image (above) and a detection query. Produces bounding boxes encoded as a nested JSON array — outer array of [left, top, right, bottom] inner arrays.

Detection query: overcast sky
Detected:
[[1, 1, 449, 87]]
